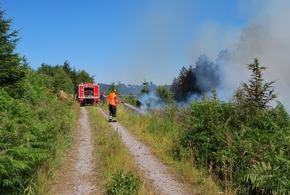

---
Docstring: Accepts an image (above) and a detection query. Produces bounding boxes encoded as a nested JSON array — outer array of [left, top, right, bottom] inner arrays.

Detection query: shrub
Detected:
[[107, 171, 142, 195]]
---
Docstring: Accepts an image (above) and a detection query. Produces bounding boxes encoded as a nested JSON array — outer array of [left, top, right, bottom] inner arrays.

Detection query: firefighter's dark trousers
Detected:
[[109, 104, 117, 121]]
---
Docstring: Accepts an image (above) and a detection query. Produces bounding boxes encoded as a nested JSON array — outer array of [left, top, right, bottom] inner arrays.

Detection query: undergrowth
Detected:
[[117, 104, 220, 194], [117, 99, 289, 194], [88, 106, 154, 194], [0, 88, 79, 194], [34, 99, 79, 194]]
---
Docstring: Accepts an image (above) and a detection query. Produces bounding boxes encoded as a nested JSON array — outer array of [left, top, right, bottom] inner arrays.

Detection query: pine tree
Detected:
[[140, 80, 150, 94], [0, 9, 25, 98], [235, 58, 277, 109], [171, 66, 197, 101]]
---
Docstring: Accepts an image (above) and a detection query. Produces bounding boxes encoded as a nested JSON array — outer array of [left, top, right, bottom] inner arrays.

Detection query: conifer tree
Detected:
[[235, 58, 277, 108], [0, 9, 25, 98], [108, 82, 120, 94], [140, 80, 150, 94]]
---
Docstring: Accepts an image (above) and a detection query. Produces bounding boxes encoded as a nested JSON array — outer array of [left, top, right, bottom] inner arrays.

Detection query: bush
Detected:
[[175, 96, 290, 194], [107, 171, 142, 195], [0, 86, 77, 194]]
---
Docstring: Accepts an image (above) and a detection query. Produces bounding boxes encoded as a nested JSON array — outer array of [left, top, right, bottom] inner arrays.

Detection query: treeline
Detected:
[[0, 9, 91, 194], [170, 53, 224, 102], [99, 81, 157, 96], [37, 61, 93, 94]]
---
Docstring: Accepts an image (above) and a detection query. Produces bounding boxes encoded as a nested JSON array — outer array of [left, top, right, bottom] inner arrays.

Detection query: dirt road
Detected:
[[99, 108, 192, 195], [51, 107, 192, 194], [50, 107, 98, 195]]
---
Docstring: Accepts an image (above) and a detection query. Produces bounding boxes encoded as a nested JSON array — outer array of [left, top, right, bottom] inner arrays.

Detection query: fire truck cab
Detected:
[[77, 83, 100, 106]]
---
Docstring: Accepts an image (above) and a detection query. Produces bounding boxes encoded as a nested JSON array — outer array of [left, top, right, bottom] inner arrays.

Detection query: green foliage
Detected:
[[88, 107, 146, 194], [78, 69, 94, 83], [37, 61, 93, 94], [171, 55, 220, 101], [235, 58, 277, 109], [0, 10, 27, 99], [22, 69, 53, 105], [0, 85, 76, 194], [122, 94, 138, 105], [0, 32, 80, 193], [156, 85, 175, 104], [140, 80, 150, 95], [244, 162, 289, 195], [174, 93, 290, 194], [107, 171, 142, 195], [108, 82, 120, 94], [0, 7, 94, 194], [170, 61, 289, 193], [52, 66, 74, 93]]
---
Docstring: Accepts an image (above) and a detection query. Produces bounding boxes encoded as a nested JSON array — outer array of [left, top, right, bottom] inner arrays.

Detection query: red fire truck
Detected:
[[77, 83, 100, 106]]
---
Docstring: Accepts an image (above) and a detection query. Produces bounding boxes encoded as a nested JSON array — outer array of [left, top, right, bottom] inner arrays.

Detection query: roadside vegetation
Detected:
[[1, 6, 289, 194], [0, 66, 80, 194], [0, 9, 92, 194], [117, 104, 221, 194], [120, 58, 290, 194], [88, 106, 154, 194]]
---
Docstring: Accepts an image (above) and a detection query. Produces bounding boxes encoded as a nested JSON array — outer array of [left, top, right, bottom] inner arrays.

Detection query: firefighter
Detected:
[[100, 91, 106, 105], [107, 89, 119, 122]]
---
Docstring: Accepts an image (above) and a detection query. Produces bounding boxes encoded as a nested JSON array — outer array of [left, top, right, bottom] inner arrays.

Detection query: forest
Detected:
[[1, 7, 289, 194]]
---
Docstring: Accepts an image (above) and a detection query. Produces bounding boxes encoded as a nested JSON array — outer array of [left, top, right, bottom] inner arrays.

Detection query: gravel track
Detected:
[[51, 106, 193, 194], [99, 108, 193, 195], [50, 107, 98, 195]]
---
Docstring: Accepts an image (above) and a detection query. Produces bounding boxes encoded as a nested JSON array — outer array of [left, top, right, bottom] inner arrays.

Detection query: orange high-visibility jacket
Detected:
[[107, 92, 117, 106]]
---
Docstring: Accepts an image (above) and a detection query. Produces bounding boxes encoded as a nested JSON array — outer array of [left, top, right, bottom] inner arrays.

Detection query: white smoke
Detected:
[[110, 0, 290, 111], [138, 91, 164, 110], [228, 1, 290, 111], [191, 1, 290, 111]]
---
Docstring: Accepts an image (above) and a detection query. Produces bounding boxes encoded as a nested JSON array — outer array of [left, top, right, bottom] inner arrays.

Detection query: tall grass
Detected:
[[33, 102, 79, 194], [118, 99, 290, 194], [32, 97, 79, 194], [117, 104, 221, 194], [88, 106, 154, 194]]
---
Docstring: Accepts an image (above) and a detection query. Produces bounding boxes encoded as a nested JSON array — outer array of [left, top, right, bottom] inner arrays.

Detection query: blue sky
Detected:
[[2, 0, 290, 110], [2, 0, 250, 85]]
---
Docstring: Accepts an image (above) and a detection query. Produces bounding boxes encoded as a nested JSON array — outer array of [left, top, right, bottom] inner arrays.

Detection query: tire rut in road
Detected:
[[50, 107, 98, 195], [99, 108, 193, 195]]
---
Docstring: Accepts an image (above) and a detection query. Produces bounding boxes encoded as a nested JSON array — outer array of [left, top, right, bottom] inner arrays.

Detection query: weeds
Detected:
[[118, 105, 220, 194], [88, 106, 150, 194], [107, 171, 142, 195]]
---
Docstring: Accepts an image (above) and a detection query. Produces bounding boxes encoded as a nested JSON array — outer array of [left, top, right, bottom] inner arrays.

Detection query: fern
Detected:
[[244, 162, 289, 194], [244, 162, 272, 186]]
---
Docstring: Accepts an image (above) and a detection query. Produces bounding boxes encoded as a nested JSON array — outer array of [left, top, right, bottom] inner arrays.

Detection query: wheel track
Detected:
[[99, 108, 194, 195]]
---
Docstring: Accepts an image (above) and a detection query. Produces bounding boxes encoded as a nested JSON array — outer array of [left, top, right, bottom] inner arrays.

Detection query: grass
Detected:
[[32, 99, 80, 194], [116, 104, 221, 194], [33, 101, 220, 194], [33, 130, 76, 194], [88, 106, 155, 194]]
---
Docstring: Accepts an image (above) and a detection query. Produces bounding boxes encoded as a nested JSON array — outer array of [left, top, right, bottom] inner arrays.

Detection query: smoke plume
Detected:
[[192, 1, 290, 111]]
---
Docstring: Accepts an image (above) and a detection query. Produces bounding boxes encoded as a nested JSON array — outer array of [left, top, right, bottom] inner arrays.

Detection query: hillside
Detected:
[[98, 82, 157, 96]]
